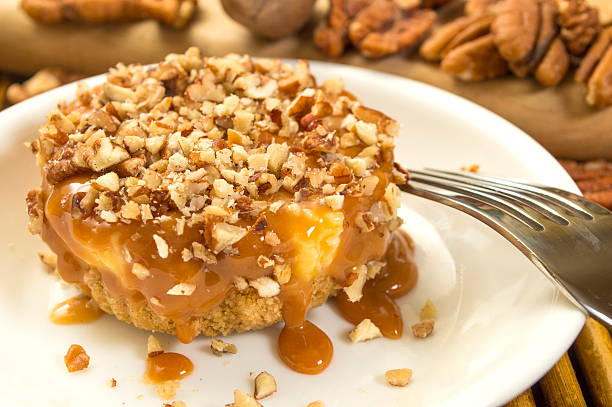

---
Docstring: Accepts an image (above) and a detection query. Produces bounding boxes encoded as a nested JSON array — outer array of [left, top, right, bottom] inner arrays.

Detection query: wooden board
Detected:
[[0, 0, 611, 159]]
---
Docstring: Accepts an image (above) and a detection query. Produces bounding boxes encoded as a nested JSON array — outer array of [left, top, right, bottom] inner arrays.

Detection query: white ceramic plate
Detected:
[[0, 61, 586, 407]]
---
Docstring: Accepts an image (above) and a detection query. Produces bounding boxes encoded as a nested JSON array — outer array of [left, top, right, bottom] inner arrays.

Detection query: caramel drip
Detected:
[[370, 230, 417, 299], [278, 321, 333, 375], [49, 295, 104, 324], [144, 352, 194, 384], [278, 280, 333, 374], [336, 230, 417, 339]]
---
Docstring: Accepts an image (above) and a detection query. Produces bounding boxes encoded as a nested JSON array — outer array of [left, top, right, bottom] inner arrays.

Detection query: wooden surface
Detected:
[[0, 0, 611, 160], [539, 354, 587, 407], [3, 57, 612, 407]]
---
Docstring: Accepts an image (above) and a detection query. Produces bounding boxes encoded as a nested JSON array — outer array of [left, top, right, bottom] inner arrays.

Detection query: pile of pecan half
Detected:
[[314, 0, 440, 58], [421, 0, 612, 107]]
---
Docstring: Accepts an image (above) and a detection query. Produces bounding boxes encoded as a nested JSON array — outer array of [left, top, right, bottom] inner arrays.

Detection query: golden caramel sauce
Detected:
[[277, 280, 334, 374], [370, 231, 418, 299], [278, 321, 333, 375], [41, 168, 395, 374], [144, 352, 194, 384], [42, 172, 389, 330], [336, 230, 417, 339], [49, 295, 104, 324]]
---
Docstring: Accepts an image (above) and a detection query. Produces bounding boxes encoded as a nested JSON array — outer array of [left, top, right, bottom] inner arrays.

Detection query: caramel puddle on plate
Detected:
[[144, 352, 194, 384], [336, 229, 418, 340], [49, 295, 104, 324]]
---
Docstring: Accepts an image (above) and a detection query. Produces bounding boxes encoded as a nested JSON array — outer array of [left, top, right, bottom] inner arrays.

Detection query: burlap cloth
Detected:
[[0, 0, 611, 160]]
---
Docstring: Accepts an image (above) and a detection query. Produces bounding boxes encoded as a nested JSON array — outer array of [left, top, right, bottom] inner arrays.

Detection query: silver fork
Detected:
[[399, 168, 612, 330]]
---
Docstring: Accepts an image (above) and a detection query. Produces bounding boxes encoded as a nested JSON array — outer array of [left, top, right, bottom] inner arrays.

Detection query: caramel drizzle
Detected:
[[335, 230, 417, 340], [41, 174, 415, 374]]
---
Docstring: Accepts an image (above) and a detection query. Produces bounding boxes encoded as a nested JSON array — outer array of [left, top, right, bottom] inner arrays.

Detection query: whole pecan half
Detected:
[[491, 0, 539, 62], [441, 34, 509, 81], [558, 0, 601, 56]]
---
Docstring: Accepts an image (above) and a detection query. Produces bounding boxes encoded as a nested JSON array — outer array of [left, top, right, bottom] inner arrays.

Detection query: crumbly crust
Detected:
[[82, 268, 338, 337]]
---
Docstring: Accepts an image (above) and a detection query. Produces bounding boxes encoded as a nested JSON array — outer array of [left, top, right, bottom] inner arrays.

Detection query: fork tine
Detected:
[[406, 175, 544, 231], [421, 168, 597, 220], [408, 169, 570, 226], [400, 183, 541, 245]]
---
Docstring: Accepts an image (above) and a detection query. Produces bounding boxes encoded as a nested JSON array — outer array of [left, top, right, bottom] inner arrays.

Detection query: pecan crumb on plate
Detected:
[[64, 344, 90, 372]]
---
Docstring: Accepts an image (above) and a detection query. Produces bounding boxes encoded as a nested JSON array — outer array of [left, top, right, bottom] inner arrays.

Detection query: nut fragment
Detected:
[[167, 282, 196, 296], [419, 299, 438, 320], [227, 389, 262, 407], [385, 368, 413, 387], [273, 264, 292, 284], [131, 262, 151, 280], [64, 344, 90, 372], [92, 172, 120, 192], [153, 234, 169, 258], [349, 318, 383, 343], [307, 402, 326, 407], [411, 319, 435, 338], [343, 265, 367, 302], [38, 251, 58, 270], [147, 334, 164, 357], [249, 276, 280, 297], [156, 380, 181, 400], [254, 371, 277, 400], [211, 223, 248, 253], [211, 338, 238, 356]]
